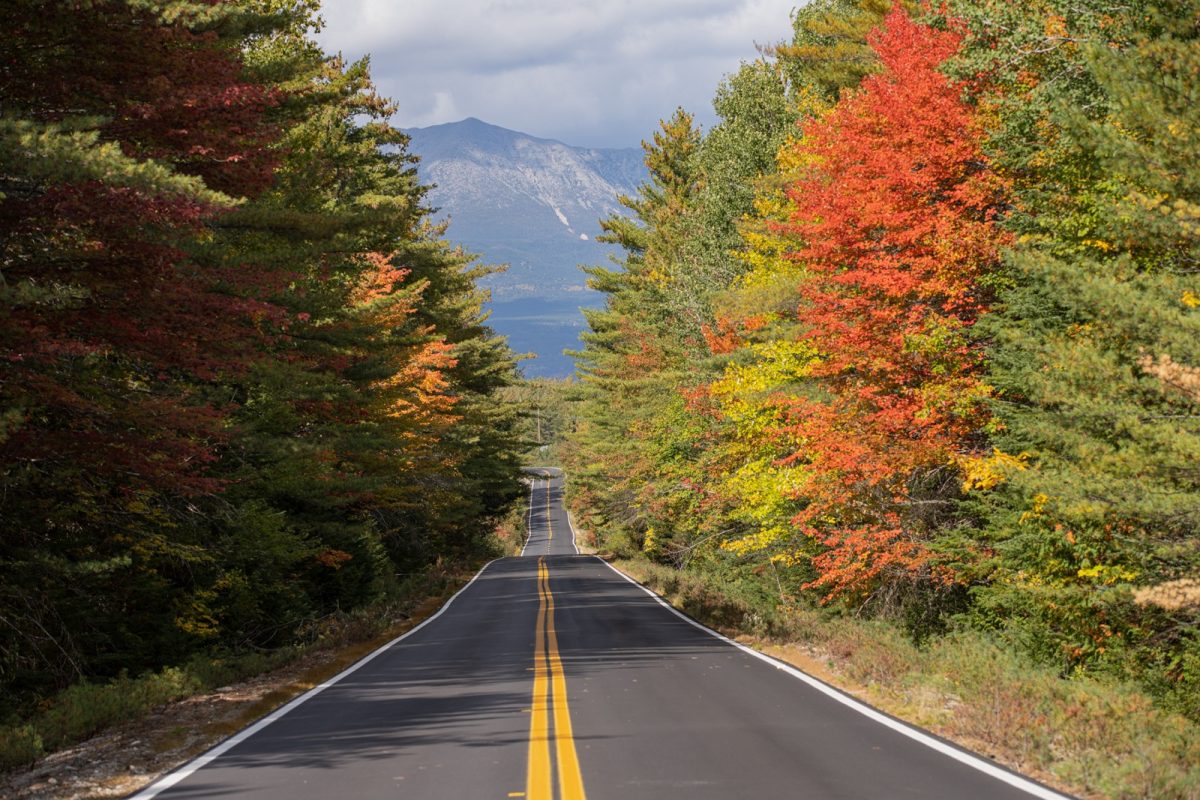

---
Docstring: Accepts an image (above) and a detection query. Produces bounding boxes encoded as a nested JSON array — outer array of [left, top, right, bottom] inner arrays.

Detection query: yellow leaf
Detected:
[[957, 448, 1028, 492]]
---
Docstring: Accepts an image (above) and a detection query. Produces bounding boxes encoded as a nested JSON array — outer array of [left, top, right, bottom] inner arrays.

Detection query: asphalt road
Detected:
[[132, 470, 1071, 800]]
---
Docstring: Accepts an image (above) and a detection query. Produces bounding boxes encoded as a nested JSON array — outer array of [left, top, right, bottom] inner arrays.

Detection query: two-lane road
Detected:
[[132, 471, 1071, 800]]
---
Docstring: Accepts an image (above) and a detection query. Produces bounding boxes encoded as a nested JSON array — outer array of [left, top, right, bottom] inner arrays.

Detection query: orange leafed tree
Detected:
[[352, 252, 460, 450], [779, 6, 1009, 601]]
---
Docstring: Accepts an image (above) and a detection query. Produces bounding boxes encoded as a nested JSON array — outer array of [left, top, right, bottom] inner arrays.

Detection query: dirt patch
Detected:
[[3, 658, 318, 799]]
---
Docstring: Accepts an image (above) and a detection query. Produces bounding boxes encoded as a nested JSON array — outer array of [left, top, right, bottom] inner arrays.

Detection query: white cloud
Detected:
[[410, 91, 461, 128], [315, 0, 802, 147]]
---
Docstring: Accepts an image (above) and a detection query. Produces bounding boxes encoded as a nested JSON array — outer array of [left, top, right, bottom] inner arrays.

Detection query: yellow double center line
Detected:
[[525, 555, 587, 800]]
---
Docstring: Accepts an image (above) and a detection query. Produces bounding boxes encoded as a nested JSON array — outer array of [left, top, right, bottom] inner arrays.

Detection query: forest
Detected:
[[565, 0, 1200, 738], [0, 0, 525, 764], [4, 0, 1200, 791]]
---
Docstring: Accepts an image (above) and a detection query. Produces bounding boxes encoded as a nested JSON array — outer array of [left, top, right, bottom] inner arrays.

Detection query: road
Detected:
[[132, 470, 1071, 800]]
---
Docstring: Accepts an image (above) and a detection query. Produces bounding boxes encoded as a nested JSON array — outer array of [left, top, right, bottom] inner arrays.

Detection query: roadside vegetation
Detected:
[[564, 1, 1200, 796], [0, 0, 525, 771], [0, 564, 478, 773]]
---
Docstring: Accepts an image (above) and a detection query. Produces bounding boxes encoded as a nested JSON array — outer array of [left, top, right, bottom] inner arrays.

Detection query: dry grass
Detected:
[[1133, 578, 1200, 611]]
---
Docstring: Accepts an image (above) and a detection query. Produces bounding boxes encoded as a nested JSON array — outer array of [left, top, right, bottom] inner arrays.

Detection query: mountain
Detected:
[[404, 118, 647, 377]]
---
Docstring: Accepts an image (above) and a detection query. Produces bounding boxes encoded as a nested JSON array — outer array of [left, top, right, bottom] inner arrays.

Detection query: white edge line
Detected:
[[542, 467, 579, 555], [551, 470, 579, 554], [554, 514, 1072, 800], [566, 493, 580, 555], [554, 468, 581, 555], [520, 474, 536, 557], [598, 560, 1075, 800], [126, 558, 503, 800]]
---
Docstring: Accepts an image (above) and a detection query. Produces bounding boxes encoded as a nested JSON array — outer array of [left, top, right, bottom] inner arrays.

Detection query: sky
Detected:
[[314, 0, 802, 149]]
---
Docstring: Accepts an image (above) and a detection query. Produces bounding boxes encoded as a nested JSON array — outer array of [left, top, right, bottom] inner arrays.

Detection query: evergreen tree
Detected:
[[952, 0, 1200, 715], [0, 0, 524, 707]]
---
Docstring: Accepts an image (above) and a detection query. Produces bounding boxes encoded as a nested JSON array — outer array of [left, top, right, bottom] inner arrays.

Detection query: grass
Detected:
[[614, 557, 1200, 800]]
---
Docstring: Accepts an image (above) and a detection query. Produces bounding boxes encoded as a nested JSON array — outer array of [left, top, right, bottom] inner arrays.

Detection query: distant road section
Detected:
[[131, 470, 1072, 800]]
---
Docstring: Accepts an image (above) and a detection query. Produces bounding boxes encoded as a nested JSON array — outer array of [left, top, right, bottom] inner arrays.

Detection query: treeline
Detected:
[[0, 0, 523, 712], [565, 0, 1200, 720]]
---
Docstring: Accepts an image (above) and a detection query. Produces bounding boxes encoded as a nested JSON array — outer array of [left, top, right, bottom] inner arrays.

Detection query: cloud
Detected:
[[410, 91, 461, 128], [315, 0, 801, 147]]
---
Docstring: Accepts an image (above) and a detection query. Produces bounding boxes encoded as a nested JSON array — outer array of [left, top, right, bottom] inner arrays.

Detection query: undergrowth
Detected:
[[0, 563, 473, 774]]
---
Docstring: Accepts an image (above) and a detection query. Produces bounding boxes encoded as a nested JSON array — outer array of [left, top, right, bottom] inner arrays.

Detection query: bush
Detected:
[[0, 726, 42, 773], [0, 561, 471, 776], [37, 668, 200, 753]]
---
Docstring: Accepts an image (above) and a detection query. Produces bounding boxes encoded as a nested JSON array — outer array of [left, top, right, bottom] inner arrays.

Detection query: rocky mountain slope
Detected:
[[404, 119, 647, 376], [406, 117, 645, 300]]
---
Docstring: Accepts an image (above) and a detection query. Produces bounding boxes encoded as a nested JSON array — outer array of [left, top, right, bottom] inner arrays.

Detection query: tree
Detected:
[[566, 2, 901, 574], [0, 0, 289, 693], [569, 109, 706, 555], [0, 0, 525, 708], [949, 0, 1200, 713], [773, 0, 901, 100], [774, 7, 1008, 604]]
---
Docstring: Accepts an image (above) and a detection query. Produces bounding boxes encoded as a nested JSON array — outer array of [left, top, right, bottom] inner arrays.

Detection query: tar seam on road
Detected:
[[551, 489, 1074, 800], [124, 558, 503, 800]]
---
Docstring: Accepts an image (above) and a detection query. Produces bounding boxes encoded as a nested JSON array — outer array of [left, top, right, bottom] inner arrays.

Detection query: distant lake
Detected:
[[487, 294, 602, 378]]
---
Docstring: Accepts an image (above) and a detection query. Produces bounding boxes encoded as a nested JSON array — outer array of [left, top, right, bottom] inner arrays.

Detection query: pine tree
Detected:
[[955, 0, 1200, 714], [0, 0, 289, 693], [0, 0, 525, 705]]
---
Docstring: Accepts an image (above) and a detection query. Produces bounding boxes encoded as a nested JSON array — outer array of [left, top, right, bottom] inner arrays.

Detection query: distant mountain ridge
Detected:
[[403, 118, 648, 376], [404, 117, 646, 301]]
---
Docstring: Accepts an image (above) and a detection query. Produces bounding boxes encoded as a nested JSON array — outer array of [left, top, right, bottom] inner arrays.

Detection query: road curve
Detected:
[[130, 470, 1073, 800]]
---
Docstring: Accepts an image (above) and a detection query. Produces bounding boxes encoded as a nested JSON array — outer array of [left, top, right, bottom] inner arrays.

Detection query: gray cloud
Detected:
[[315, 0, 800, 148]]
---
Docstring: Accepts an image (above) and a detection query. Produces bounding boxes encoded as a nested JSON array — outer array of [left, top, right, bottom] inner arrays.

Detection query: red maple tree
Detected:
[[1, 2, 285, 508], [779, 6, 1009, 600]]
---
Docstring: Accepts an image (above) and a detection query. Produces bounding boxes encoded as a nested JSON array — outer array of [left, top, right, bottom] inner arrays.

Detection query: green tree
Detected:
[[774, 0, 897, 99], [949, 0, 1200, 716], [0, 0, 524, 711]]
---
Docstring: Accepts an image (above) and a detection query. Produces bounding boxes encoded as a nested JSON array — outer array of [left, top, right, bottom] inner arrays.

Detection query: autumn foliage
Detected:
[[567, 0, 1200, 726], [0, 0, 523, 715], [778, 9, 1007, 599]]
